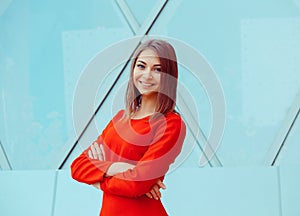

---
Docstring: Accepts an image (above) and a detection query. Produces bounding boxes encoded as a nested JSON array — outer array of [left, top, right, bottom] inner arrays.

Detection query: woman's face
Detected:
[[133, 49, 161, 95]]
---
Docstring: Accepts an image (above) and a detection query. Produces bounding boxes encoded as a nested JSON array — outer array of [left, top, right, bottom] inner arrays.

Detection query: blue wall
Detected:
[[0, 0, 300, 215]]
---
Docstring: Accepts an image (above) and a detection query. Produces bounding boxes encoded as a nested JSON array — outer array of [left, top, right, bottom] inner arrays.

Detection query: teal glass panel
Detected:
[[0, 0, 132, 169], [162, 167, 281, 216], [149, 0, 300, 165], [54, 170, 102, 216], [0, 170, 56, 216], [280, 166, 300, 216]]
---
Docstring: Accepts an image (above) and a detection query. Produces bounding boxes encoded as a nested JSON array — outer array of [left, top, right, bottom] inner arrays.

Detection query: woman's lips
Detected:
[[139, 80, 155, 88]]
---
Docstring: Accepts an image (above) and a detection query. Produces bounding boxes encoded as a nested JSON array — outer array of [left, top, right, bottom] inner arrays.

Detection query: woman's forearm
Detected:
[[106, 162, 135, 177], [92, 162, 135, 190]]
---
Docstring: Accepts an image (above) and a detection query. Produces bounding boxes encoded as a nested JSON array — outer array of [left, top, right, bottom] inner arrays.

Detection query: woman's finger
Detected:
[[155, 185, 162, 199], [157, 179, 166, 189], [146, 192, 152, 199], [150, 189, 157, 200], [88, 150, 94, 159], [100, 144, 106, 161], [150, 185, 161, 200], [90, 143, 98, 159], [93, 142, 103, 161]]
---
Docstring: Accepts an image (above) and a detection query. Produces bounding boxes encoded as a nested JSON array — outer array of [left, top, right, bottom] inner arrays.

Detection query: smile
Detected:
[[139, 80, 155, 88]]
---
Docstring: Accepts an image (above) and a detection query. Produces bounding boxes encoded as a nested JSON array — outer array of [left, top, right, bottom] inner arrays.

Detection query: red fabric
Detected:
[[71, 110, 186, 216]]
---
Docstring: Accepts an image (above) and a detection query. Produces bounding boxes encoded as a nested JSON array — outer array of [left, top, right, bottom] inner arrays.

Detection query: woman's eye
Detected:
[[154, 68, 162, 72], [136, 64, 145, 69]]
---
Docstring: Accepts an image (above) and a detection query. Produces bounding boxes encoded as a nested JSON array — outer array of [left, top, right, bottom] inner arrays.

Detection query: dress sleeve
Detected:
[[70, 136, 114, 184], [70, 111, 123, 184], [100, 115, 186, 198]]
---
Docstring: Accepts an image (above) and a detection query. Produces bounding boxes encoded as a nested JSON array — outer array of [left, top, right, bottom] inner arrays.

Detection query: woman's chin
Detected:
[[140, 91, 158, 96]]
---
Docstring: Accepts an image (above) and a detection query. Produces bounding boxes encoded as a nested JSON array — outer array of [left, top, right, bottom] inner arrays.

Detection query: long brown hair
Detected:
[[125, 39, 178, 117]]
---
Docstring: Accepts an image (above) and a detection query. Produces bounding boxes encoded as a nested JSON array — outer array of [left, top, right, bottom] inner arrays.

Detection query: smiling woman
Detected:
[[71, 39, 186, 216], [126, 40, 179, 119]]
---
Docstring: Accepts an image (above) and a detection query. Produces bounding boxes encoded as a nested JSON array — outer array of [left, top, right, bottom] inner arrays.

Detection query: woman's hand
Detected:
[[146, 179, 166, 200], [88, 142, 105, 161]]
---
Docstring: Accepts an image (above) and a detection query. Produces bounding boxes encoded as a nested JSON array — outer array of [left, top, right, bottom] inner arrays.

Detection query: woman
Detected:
[[71, 39, 186, 216]]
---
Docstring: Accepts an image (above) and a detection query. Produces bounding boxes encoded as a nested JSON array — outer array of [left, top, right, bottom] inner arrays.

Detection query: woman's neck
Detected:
[[134, 93, 158, 118]]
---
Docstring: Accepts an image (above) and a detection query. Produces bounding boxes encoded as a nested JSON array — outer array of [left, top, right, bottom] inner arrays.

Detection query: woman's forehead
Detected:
[[138, 49, 158, 57], [137, 49, 161, 64]]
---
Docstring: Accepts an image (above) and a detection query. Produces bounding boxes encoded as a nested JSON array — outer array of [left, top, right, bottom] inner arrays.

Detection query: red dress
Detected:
[[71, 110, 186, 216]]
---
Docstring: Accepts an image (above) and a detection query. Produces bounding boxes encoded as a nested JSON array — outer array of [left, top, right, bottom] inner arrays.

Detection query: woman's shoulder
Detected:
[[161, 111, 186, 128], [154, 111, 186, 136], [111, 109, 126, 121], [165, 111, 184, 121]]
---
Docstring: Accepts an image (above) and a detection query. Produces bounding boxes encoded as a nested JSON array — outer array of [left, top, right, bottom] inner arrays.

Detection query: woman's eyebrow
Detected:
[[137, 60, 146, 64], [137, 60, 161, 67]]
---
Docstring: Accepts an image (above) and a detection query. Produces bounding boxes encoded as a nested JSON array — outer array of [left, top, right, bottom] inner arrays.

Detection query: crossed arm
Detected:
[[71, 114, 186, 199], [88, 142, 166, 200]]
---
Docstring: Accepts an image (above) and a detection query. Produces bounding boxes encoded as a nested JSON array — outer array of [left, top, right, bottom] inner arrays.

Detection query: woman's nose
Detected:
[[143, 68, 153, 79]]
